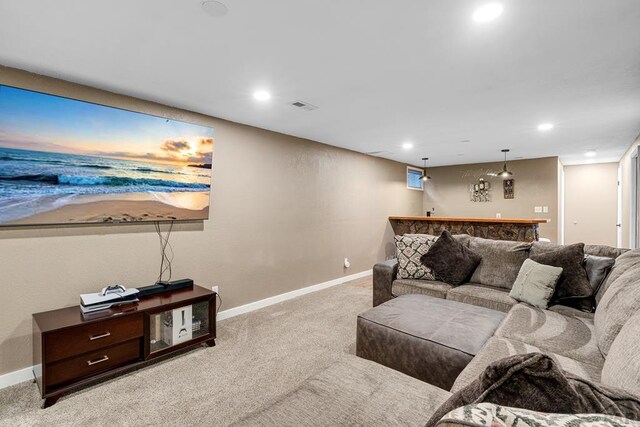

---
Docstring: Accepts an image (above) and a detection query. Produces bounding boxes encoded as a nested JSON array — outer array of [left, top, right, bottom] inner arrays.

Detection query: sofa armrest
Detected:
[[373, 259, 398, 307]]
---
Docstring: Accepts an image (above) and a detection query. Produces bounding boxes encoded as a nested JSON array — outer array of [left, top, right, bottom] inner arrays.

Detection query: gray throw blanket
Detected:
[[426, 353, 640, 426]]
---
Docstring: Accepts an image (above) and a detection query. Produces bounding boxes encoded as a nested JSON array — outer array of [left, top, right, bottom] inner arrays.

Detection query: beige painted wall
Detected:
[[422, 157, 559, 242], [619, 134, 640, 248], [563, 163, 618, 246], [0, 66, 423, 375]]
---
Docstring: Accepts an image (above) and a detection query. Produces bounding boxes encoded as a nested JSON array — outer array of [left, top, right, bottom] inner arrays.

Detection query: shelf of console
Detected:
[[32, 285, 216, 408]]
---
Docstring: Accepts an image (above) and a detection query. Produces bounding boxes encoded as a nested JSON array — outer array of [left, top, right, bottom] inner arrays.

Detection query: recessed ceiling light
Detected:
[[201, 1, 228, 17], [585, 150, 597, 157], [253, 90, 271, 101], [473, 3, 503, 22], [537, 123, 554, 131], [402, 142, 414, 150]]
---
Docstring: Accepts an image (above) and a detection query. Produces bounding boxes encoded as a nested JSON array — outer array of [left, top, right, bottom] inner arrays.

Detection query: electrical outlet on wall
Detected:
[[212, 285, 219, 294], [543, 206, 549, 213], [534, 206, 543, 213]]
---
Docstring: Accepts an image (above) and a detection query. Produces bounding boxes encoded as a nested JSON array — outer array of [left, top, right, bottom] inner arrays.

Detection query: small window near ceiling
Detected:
[[407, 166, 424, 191]]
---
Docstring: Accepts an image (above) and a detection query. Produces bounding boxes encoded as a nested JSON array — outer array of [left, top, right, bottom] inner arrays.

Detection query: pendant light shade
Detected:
[[496, 149, 513, 179], [421, 157, 431, 182]]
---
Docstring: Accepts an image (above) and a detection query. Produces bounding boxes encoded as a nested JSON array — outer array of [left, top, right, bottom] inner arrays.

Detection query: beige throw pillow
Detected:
[[509, 259, 563, 309]]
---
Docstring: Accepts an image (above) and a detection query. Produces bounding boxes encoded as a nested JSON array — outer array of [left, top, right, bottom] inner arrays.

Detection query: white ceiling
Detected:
[[1, 0, 639, 167]]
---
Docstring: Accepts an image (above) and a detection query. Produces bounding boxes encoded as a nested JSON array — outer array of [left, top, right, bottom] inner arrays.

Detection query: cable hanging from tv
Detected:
[[155, 221, 174, 285]]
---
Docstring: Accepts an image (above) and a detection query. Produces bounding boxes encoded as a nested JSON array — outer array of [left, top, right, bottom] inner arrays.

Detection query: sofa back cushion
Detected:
[[596, 249, 640, 305], [585, 244, 630, 259], [468, 237, 531, 289], [601, 310, 640, 397], [594, 249, 640, 356]]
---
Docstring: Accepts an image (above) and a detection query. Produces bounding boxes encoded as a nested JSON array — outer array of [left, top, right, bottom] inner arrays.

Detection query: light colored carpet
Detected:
[[0, 277, 373, 426]]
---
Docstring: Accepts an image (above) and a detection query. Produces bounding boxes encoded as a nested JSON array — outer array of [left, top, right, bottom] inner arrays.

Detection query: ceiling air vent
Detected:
[[290, 100, 318, 111], [365, 151, 394, 157]]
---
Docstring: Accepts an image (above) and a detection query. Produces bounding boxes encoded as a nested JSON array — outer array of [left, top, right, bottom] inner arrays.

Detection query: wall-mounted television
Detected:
[[0, 85, 214, 226]]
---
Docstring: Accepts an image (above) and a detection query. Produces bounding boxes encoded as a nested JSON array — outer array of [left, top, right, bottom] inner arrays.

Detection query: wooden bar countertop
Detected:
[[388, 216, 549, 224]]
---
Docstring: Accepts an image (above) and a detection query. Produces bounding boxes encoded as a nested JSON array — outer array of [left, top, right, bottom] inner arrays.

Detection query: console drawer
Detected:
[[46, 339, 141, 388], [45, 314, 143, 363]]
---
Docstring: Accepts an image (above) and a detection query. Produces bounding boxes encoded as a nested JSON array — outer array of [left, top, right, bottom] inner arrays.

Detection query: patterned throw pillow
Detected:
[[394, 235, 437, 280], [436, 403, 639, 427]]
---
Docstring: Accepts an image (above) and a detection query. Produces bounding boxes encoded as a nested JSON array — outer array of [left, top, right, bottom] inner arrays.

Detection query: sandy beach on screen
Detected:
[[7, 192, 209, 225]]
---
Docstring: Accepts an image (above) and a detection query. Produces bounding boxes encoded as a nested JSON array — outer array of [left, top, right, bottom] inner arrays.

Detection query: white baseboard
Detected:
[[217, 269, 372, 321], [0, 366, 34, 390], [0, 269, 372, 390]]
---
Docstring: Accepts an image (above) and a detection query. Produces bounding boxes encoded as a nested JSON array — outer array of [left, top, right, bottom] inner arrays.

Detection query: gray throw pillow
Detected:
[[530, 242, 592, 300], [394, 235, 437, 280], [509, 259, 563, 309], [420, 231, 481, 286], [425, 353, 640, 427]]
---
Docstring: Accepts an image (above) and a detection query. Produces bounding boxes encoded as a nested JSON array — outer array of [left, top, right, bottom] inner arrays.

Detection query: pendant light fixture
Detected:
[[496, 149, 513, 179], [421, 157, 431, 182]]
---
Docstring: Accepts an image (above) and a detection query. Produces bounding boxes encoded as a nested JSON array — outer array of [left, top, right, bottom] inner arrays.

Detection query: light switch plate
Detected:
[[543, 206, 549, 213]]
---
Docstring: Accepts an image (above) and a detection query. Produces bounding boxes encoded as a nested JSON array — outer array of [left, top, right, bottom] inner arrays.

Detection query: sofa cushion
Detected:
[[509, 258, 563, 309], [427, 353, 640, 427], [392, 279, 453, 299], [585, 244, 630, 259], [394, 234, 437, 280], [595, 248, 640, 305], [356, 294, 505, 390], [421, 231, 482, 286], [468, 237, 531, 289], [594, 250, 640, 356], [451, 336, 603, 393], [232, 355, 451, 427], [601, 310, 640, 397], [530, 242, 592, 300], [436, 402, 640, 427], [495, 303, 604, 366], [446, 284, 517, 313]]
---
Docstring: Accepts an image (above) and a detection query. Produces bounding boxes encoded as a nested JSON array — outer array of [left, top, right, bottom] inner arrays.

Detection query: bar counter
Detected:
[[389, 216, 549, 242]]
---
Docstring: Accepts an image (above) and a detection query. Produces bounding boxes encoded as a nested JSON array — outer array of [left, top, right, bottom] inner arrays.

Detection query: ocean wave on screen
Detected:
[[0, 174, 210, 189], [134, 167, 209, 177], [79, 164, 113, 170]]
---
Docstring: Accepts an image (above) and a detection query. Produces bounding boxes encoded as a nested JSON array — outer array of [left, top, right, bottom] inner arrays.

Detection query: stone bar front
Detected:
[[389, 216, 549, 242]]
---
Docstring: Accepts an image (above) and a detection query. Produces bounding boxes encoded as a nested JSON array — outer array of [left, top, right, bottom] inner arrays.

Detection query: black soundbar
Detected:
[[137, 278, 194, 298]]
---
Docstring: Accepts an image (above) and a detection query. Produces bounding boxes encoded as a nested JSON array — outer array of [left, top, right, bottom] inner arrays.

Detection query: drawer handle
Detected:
[[87, 355, 109, 366], [89, 332, 111, 341]]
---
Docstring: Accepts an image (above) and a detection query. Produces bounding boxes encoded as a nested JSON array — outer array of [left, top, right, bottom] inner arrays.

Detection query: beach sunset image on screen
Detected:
[[0, 85, 214, 226]]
